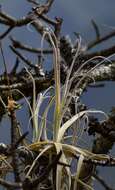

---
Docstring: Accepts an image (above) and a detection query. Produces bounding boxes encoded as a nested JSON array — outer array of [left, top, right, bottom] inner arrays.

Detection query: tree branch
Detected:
[[10, 36, 53, 54], [88, 30, 115, 50]]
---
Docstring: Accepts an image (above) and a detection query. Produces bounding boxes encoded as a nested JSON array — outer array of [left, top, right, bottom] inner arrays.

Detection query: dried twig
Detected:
[[84, 45, 115, 59], [10, 45, 38, 69], [88, 30, 115, 49], [10, 36, 53, 54], [0, 26, 14, 39], [91, 19, 100, 40]]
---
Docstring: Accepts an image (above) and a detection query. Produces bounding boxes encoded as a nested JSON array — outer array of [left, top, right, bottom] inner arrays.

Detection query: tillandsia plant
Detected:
[[23, 27, 113, 190], [0, 25, 114, 190], [0, 31, 114, 190]]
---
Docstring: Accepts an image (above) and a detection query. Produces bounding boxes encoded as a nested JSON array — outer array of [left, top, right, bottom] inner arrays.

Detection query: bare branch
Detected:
[[33, 0, 54, 15], [27, 0, 39, 6], [10, 57, 19, 74], [84, 45, 115, 59], [10, 45, 38, 68], [10, 36, 53, 54], [0, 18, 11, 25], [88, 30, 115, 49], [0, 26, 14, 39], [10, 108, 22, 182], [91, 19, 100, 39], [0, 10, 16, 23]]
